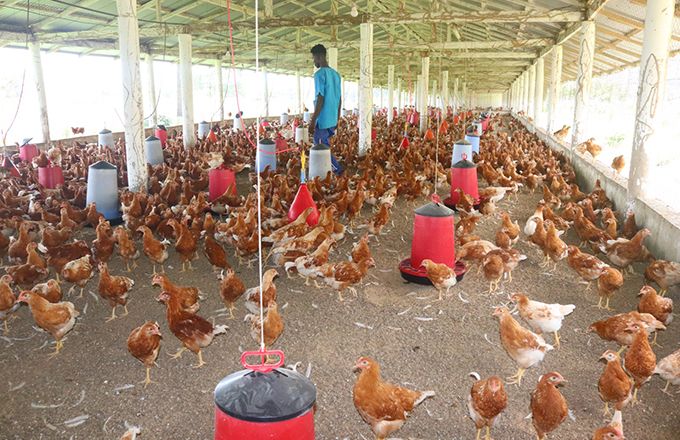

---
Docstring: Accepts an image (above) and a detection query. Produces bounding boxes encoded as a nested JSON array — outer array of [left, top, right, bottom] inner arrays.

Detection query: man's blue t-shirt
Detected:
[[313, 66, 341, 129]]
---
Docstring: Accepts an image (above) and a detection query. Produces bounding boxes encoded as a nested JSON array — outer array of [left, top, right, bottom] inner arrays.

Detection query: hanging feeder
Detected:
[[451, 139, 473, 167], [154, 124, 168, 146], [295, 126, 308, 144], [399, 122, 410, 149], [233, 113, 243, 131], [256, 138, 277, 173], [472, 119, 484, 136], [308, 144, 331, 180], [207, 129, 218, 143], [19, 139, 38, 162], [438, 119, 449, 134], [209, 165, 237, 202], [98, 129, 114, 149], [399, 196, 466, 284], [198, 121, 211, 139], [288, 152, 319, 226], [444, 154, 480, 210], [302, 111, 311, 123], [86, 161, 120, 220], [464, 126, 480, 154], [38, 164, 64, 189], [145, 135, 164, 166], [280, 113, 289, 125], [424, 128, 435, 141], [2, 155, 21, 178]]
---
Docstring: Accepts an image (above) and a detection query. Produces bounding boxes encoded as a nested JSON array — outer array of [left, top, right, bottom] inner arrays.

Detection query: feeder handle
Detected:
[[461, 153, 468, 161], [240, 349, 285, 374]]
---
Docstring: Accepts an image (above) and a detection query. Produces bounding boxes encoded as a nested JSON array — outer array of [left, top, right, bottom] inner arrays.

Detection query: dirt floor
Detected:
[[2, 152, 680, 440]]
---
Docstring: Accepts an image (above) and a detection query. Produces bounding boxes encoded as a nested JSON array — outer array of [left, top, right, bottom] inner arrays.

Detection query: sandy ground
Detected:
[[2, 154, 680, 440]]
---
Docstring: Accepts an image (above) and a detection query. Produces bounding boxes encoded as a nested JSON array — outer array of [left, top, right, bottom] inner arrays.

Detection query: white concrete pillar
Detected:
[[379, 87, 384, 108], [535, 57, 545, 127], [328, 47, 338, 71], [628, 0, 674, 201], [387, 65, 394, 124], [523, 71, 530, 113], [419, 57, 429, 133], [116, 0, 147, 191], [28, 40, 50, 146], [547, 45, 563, 132], [263, 67, 269, 117], [176, 62, 182, 118], [358, 22, 373, 156], [462, 82, 467, 108], [571, 21, 596, 148], [144, 54, 157, 128], [296, 70, 302, 115], [397, 77, 402, 113], [431, 79, 437, 108], [416, 74, 422, 110], [441, 70, 449, 111], [528, 64, 536, 119], [453, 77, 459, 109], [214, 58, 224, 122], [178, 33, 195, 150]]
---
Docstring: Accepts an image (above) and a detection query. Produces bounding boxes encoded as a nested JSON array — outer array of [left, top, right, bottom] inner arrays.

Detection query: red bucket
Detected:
[[448, 157, 479, 205], [209, 167, 236, 202], [38, 165, 64, 189], [154, 126, 168, 147], [19, 144, 39, 162], [410, 202, 456, 268]]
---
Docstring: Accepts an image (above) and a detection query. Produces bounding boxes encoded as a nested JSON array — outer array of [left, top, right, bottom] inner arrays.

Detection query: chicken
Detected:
[[542, 221, 567, 270], [0, 275, 20, 334], [597, 350, 632, 416], [136, 225, 169, 273], [204, 232, 230, 272], [566, 245, 607, 288], [528, 218, 547, 250], [500, 211, 520, 244], [57, 207, 78, 230], [644, 259, 680, 295], [654, 348, 680, 393], [156, 290, 228, 368], [553, 124, 570, 140], [467, 372, 507, 440], [8, 222, 31, 263], [17, 290, 79, 356], [588, 311, 666, 348], [611, 155, 625, 175], [351, 234, 372, 263], [119, 424, 141, 440], [98, 262, 134, 322], [92, 219, 116, 263], [530, 372, 568, 440], [151, 274, 201, 314], [284, 237, 335, 286], [31, 279, 62, 303], [352, 356, 435, 440], [592, 411, 624, 440], [600, 228, 651, 272], [363, 203, 391, 235], [26, 242, 47, 269], [40, 226, 72, 250], [127, 321, 162, 387], [622, 210, 638, 239], [168, 219, 198, 271], [624, 323, 656, 403], [245, 301, 284, 348], [601, 208, 617, 239], [218, 268, 245, 318], [457, 240, 499, 272], [510, 293, 575, 348], [245, 268, 279, 312], [61, 255, 94, 298], [44, 240, 91, 278], [318, 257, 375, 301], [421, 259, 458, 300], [493, 307, 554, 386], [596, 267, 624, 310], [637, 285, 673, 327], [482, 252, 504, 293], [263, 208, 312, 244], [5, 262, 48, 287], [113, 226, 140, 272]]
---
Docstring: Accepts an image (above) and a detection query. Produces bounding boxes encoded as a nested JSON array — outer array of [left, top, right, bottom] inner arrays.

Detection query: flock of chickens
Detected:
[[1, 108, 679, 439]]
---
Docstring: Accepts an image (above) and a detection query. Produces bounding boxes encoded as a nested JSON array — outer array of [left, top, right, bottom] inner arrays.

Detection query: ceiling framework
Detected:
[[0, 0, 678, 93]]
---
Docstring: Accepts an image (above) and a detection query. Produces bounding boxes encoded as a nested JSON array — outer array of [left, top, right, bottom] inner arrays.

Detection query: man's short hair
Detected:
[[310, 44, 327, 56]]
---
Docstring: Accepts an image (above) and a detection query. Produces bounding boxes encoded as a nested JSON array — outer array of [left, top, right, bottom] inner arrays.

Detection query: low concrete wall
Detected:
[[513, 112, 680, 262]]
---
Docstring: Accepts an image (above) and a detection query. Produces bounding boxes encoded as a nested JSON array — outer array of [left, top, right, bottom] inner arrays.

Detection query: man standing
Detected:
[[309, 44, 343, 174]]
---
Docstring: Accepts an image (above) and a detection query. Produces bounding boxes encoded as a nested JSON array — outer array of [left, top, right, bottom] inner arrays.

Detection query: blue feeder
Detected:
[[86, 161, 120, 220], [256, 138, 277, 173], [308, 144, 332, 180]]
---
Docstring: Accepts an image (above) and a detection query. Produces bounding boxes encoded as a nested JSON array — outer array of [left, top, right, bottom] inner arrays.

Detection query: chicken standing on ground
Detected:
[[624, 323, 656, 403], [421, 259, 458, 300], [493, 307, 554, 386], [467, 372, 507, 440], [530, 372, 568, 440], [219, 268, 245, 318], [167, 219, 198, 272], [113, 226, 140, 272], [244, 268, 278, 313], [597, 350, 632, 416], [644, 259, 680, 295], [0, 275, 20, 334], [245, 301, 284, 349], [284, 237, 335, 286], [98, 262, 135, 322], [17, 291, 79, 357], [654, 348, 680, 394], [566, 246, 607, 290], [61, 255, 94, 298], [510, 293, 575, 348], [596, 267, 624, 310], [317, 258, 375, 302], [352, 356, 435, 440], [31, 279, 62, 303], [137, 226, 169, 274], [637, 285, 673, 328], [127, 321, 162, 387], [588, 312, 666, 349]]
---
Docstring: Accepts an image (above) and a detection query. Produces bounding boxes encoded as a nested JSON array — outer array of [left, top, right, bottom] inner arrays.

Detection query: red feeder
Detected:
[[38, 165, 64, 189], [399, 197, 466, 284], [214, 350, 316, 440], [207, 129, 218, 143], [444, 154, 480, 209], [424, 129, 435, 141], [371, 128, 376, 141], [209, 167, 237, 202], [453, 114, 460, 125], [2, 156, 20, 178], [408, 111, 419, 125], [19, 143, 38, 162], [154, 125, 168, 147], [399, 136, 410, 149], [438, 120, 449, 134], [288, 183, 319, 226]]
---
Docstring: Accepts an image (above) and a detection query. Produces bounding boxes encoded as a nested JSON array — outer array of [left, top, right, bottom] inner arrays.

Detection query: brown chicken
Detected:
[[44, 240, 91, 280], [352, 356, 435, 440], [530, 372, 568, 440], [589, 311, 666, 348], [57, 207, 78, 230], [245, 301, 284, 348], [566, 245, 607, 289], [157, 290, 228, 368], [17, 290, 79, 356], [644, 260, 680, 295], [127, 321, 162, 387], [500, 211, 520, 244], [168, 218, 198, 271], [98, 262, 135, 321], [421, 259, 459, 300], [601, 208, 618, 239], [458, 240, 499, 272], [611, 155, 625, 175], [351, 234, 372, 263], [113, 226, 140, 272], [0, 275, 19, 334], [482, 252, 504, 293], [622, 210, 638, 239], [93, 218, 116, 263], [317, 258, 375, 301], [600, 228, 651, 272], [31, 279, 62, 303], [637, 285, 673, 327], [135, 225, 168, 273], [26, 242, 47, 269], [596, 267, 624, 310], [219, 268, 245, 318], [204, 233, 230, 272], [624, 323, 656, 403], [245, 268, 279, 312], [597, 350, 632, 416], [467, 372, 508, 440], [151, 274, 201, 314], [61, 255, 94, 298], [5, 262, 49, 287], [542, 221, 567, 270], [364, 203, 391, 235], [592, 411, 624, 440], [8, 222, 31, 263]]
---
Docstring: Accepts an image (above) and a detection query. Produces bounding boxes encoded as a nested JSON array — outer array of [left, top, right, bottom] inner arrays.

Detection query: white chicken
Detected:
[[653, 348, 680, 394], [523, 204, 544, 236], [510, 293, 575, 348]]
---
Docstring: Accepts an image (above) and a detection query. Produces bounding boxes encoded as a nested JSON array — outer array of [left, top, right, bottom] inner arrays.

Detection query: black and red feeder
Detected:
[[443, 154, 480, 211], [399, 195, 466, 284], [214, 349, 316, 439]]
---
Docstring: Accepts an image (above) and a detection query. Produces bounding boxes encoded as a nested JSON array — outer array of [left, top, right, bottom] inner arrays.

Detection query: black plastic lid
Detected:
[[214, 368, 316, 422], [99, 129, 112, 134], [311, 143, 330, 151], [454, 139, 471, 146], [415, 202, 454, 217], [453, 159, 476, 169], [145, 135, 159, 142], [259, 138, 275, 145], [90, 160, 117, 170], [156, 124, 167, 131], [200, 120, 209, 124]]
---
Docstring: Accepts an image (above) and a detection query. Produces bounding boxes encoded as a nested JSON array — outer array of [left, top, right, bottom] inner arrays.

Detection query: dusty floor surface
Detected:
[[1, 163, 680, 440]]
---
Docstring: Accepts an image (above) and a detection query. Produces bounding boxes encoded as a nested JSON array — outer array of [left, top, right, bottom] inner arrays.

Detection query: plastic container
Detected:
[[256, 138, 277, 173], [209, 167, 237, 202], [308, 144, 331, 180], [464, 133, 480, 154], [154, 125, 168, 146], [233, 114, 243, 131], [451, 139, 473, 167], [280, 113, 289, 125], [198, 121, 211, 139], [38, 165, 64, 189], [86, 161, 119, 220], [446, 156, 479, 207], [295, 126, 308, 144], [19, 144, 38, 162], [98, 129, 114, 148], [302, 112, 311, 123], [145, 136, 164, 165]]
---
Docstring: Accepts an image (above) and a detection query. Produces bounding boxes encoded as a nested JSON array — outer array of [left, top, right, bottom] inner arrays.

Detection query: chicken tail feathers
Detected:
[[560, 304, 576, 316], [212, 324, 229, 336], [468, 371, 481, 381]]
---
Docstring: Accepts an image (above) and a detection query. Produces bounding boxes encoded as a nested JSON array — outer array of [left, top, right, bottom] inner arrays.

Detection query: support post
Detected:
[[358, 22, 373, 156], [214, 58, 224, 122], [432, 79, 437, 108], [462, 81, 467, 108], [441, 70, 449, 111], [453, 77, 459, 109], [145, 53, 158, 128], [396, 77, 402, 113], [176, 63, 182, 118], [628, 0, 674, 201], [328, 47, 338, 70], [547, 45, 563, 133], [387, 64, 394, 124], [416, 74, 422, 110], [528, 64, 536, 119], [523, 71, 530, 113], [296, 70, 302, 115], [178, 33, 195, 150], [534, 57, 544, 127], [263, 66, 269, 117], [28, 40, 50, 146], [116, 0, 147, 190], [570, 21, 596, 149], [419, 56, 429, 133]]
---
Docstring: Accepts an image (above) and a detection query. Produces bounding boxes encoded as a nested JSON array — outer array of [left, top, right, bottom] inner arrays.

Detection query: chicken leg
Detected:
[[485, 426, 492, 440], [106, 306, 118, 322], [140, 367, 156, 388], [506, 367, 526, 386], [602, 402, 611, 417], [77, 287, 85, 299], [168, 347, 187, 359], [475, 428, 482, 440], [48, 339, 64, 358], [192, 350, 206, 368], [553, 331, 561, 348]]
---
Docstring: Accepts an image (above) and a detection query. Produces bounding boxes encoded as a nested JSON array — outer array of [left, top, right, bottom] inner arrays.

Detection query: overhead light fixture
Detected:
[[350, 4, 358, 17]]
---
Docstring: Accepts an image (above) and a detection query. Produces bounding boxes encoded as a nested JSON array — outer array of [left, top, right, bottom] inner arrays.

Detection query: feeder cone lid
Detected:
[[414, 200, 455, 218], [89, 160, 117, 170], [288, 184, 319, 225], [21, 138, 33, 147], [454, 139, 472, 146], [214, 368, 316, 422], [156, 124, 166, 130], [311, 143, 330, 151], [200, 120, 208, 124], [259, 138, 275, 145], [145, 135, 159, 142], [453, 158, 476, 169], [99, 129, 112, 134]]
